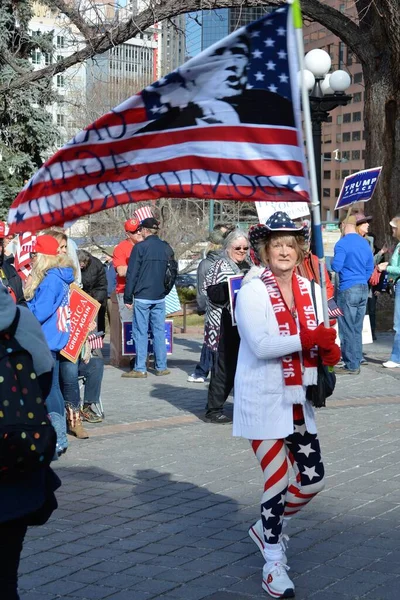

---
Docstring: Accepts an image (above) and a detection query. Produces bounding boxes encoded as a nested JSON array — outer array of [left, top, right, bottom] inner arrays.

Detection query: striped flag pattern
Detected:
[[87, 332, 104, 350], [134, 206, 154, 223], [7, 4, 309, 234], [14, 232, 36, 281]]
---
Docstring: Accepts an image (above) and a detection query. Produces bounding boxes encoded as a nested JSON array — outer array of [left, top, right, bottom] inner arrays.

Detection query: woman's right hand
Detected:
[[300, 323, 337, 351]]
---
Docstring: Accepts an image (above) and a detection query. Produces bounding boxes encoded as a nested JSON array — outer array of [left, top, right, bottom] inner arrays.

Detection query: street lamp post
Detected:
[[303, 49, 352, 206]]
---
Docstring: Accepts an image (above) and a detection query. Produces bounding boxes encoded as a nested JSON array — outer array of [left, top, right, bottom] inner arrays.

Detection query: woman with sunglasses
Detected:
[[25, 235, 75, 456], [203, 229, 250, 423]]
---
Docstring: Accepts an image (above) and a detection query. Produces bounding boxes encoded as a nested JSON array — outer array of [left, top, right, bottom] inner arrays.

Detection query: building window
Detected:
[[56, 114, 65, 126], [342, 132, 351, 142], [352, 131, 361, 141], [56, 54, 63, 62], [323, 134, 332, 144], [56, 74, 65, 88], [335, 188, 340, 197], [323, 152, 331, 161], [343, 113, 351, 123], [323, 188, 330, 198], [354, 72, 363, 84], [32, 50, 41, 64], [352, 150, 361, 160], [337, 115, 343, 125], [44, 52, 52, 65], [323, 170, 331, 180], [342, 151, 350, 160], [346, 47, 353, 66], [353, 111, 362, 122], [339, 41, 345, 68], [353, 92, 362, 103], [57, 35, 65, 48], [336, 133, 342, 143], [342, 170, 350, 178]]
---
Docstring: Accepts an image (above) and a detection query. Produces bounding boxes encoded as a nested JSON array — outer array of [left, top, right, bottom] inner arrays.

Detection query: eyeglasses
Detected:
[[233, 246, 249, 251]]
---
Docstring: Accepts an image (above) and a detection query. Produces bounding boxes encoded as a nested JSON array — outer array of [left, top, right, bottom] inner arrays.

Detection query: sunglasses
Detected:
[[233, 246, 249, 251]]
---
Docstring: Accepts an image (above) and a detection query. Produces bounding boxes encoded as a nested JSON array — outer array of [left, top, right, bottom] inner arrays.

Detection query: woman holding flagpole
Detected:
[[233, 212, 340, 599]]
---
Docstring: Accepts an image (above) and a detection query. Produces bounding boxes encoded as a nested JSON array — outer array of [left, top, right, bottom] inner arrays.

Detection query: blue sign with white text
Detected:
[[122, 320, 173, 355], [335, 167, 382, 210]]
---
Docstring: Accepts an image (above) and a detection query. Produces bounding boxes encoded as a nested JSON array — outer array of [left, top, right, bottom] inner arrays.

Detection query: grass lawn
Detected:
[[170, 313, 205, 328]]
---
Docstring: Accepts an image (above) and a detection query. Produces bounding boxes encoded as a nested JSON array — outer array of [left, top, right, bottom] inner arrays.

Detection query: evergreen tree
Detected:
[[0, 0, 56, 218]]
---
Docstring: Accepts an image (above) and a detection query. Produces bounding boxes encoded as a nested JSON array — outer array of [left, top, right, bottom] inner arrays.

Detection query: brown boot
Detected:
[[67, 408, 89, 439]]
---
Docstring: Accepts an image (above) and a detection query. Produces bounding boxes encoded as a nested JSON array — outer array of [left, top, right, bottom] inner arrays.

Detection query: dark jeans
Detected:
[[367, 294, 377, 338], [194, 343, 214, 379], [206, 309, 240, 416], [0, 519, 28, 600], [59, 355, 80, 410], [79, 356, 104, 405], [337, 284, 368, 370]]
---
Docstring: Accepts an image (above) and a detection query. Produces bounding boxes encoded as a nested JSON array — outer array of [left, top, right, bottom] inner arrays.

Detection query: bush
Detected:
[[177, 287, 197, 303]]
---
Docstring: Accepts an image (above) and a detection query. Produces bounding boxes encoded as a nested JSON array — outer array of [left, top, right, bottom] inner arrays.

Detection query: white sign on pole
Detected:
[[255, 201, 310, 223]]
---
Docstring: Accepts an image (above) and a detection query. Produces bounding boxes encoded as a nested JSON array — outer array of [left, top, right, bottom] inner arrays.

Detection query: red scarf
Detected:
[[260, 269, 318, 387]]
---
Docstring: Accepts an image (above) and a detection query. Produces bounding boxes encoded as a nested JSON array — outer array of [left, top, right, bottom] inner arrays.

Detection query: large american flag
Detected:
[[7, 4, 309, 234]]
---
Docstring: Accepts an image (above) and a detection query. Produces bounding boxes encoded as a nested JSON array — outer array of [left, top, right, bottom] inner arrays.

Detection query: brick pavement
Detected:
[[19, 333, 400, 600]]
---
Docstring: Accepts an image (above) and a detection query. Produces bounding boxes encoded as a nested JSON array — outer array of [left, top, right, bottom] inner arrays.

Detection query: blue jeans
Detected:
[[390, 281, 400, 362], [79, 357, 104, 404], [194, 343, 213, 379], [47, 352, 68, 453], [337, 284, 368, 371], [59, 356, 80, 410], [133, 300, 167, 372]]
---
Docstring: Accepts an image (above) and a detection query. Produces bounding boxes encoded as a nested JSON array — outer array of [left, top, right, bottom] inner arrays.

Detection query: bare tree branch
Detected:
[[0, 0, 370, 95]]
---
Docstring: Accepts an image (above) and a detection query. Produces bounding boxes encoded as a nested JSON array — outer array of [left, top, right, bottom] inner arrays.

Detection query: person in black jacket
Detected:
[[78, 250, 108, 334], [0, 286, 61, 600], [0, 223, 25, 305], [124, 218, 177, 378]]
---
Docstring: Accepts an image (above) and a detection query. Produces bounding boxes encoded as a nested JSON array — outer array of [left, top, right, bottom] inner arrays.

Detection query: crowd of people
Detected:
[[1, 206, 400, 600]]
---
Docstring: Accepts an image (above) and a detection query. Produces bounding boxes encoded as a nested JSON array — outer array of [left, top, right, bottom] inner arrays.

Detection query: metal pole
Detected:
[[209, 199, 214, 232]]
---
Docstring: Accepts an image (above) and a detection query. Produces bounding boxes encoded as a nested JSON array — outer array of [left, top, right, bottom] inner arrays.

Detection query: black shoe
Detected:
[[205, 413, 232, 424]]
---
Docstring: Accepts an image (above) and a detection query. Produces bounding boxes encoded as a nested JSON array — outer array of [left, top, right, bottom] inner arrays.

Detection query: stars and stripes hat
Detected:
[[249, 211, 305, 252]]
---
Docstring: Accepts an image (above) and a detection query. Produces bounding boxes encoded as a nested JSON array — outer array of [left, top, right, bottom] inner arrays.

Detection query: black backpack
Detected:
[[164, 257, 178, 295], [0, 309, 56, 481]]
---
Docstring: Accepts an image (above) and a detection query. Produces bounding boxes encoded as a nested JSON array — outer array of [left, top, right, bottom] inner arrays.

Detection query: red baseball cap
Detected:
[[34, 235, 59, 256], [124, 217, 140, 233]]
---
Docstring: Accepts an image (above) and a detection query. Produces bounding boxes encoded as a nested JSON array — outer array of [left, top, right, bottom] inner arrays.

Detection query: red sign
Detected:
[[60, 284, 100, 363]]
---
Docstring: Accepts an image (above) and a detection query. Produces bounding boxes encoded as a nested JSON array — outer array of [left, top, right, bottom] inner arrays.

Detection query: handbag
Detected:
[[305, 281, 337, 408]]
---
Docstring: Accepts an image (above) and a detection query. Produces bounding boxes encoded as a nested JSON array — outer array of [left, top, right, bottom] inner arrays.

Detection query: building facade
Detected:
[[304, 0, 365, 221]]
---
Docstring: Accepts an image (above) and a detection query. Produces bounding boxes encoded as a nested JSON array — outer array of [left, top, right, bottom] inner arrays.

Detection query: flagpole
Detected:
[[289, 0, 330, 327]]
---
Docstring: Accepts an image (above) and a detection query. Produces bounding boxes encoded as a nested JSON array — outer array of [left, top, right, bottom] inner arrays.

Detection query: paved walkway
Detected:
[[20, 332, 400, 600]]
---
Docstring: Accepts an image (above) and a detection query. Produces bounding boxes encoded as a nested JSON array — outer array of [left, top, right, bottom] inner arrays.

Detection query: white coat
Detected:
[[233, 274, 324, 441]]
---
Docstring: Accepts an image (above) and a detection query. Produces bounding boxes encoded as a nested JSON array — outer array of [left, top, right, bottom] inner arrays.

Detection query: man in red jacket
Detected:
[[112, 217, 143, 322]]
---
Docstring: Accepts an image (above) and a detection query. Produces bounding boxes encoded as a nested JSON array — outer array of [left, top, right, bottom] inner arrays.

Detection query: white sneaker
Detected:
[[262, 561, 295, 598], [382, 361, 400, 368], [249, 519, 265, 557], [187, 374, 206, 382], [249, 520, 289, 562]]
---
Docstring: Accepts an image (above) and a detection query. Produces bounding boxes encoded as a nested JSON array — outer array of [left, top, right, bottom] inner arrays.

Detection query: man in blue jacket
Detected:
[[124, 218, 177, 378], [331, 215, 374, 375]]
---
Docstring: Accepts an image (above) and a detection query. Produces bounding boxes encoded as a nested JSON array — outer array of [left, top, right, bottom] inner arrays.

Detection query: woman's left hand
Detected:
[[320, 344, 341, 366], [377, 262, 388, 272]]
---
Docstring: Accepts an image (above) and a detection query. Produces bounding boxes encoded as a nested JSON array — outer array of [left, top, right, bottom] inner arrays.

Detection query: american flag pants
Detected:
[[251, 406, 325, 545]]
